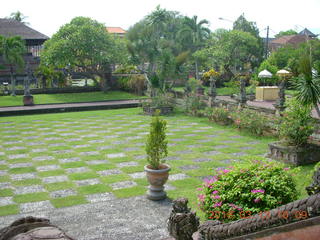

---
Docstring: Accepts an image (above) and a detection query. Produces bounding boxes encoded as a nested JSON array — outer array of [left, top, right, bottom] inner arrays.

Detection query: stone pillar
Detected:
[[238, 75, 247, 108], [209, 77, 217, 107], [23, 62, 34, 106], [275, 79, 286, 115]]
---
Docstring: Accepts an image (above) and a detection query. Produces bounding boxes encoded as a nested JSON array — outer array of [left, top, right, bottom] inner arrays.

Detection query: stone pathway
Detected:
[[0, 196, 172, 240]]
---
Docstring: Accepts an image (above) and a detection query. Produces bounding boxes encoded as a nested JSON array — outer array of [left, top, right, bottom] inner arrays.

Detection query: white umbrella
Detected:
[[276, 69, 290, 76], [258, 69, 273, 78]]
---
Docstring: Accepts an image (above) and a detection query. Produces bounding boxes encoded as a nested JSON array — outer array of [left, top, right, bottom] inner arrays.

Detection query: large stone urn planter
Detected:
[[268, 141, 320, 165], [144, 164, 170, 200], [143, 106, 173, 115]]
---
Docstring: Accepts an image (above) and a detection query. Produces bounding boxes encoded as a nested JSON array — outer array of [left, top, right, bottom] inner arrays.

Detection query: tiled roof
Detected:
[[270, 35, 308, 45], [106, 27, 126, 34], [0, 18, 48, 40]]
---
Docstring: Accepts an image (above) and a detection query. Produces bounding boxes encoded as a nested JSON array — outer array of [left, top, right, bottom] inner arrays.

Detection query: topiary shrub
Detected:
[[145, 112, 168, 169], [197, 159, 298, 222]]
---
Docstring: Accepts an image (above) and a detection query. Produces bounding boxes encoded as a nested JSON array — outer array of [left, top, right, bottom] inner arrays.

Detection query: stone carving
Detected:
[[0, 216, 74, 240], [306, 166, 320, 195], [167, 198, 199, 240], [198, 193, 320, 240]]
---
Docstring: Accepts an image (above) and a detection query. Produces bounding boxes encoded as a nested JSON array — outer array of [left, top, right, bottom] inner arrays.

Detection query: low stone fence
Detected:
[[10, 86, 101, 95]]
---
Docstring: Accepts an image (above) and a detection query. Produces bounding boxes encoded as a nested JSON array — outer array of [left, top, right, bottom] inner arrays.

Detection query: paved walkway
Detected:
[[0, 99, 141, 116], [0, 196, 172, 240]]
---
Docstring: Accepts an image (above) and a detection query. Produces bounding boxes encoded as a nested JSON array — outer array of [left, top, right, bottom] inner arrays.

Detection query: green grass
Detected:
[[0, 205, 19, 216], [13, 192, 49, 203], [0, 91, 145, 107], [0, 188, 14, 197], [112, 186, 146, 198], [77, 184, 111, 195], [51, 195, 88, 208]]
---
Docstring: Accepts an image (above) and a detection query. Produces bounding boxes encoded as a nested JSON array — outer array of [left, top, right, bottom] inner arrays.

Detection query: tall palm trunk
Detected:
[[314, 103, 320, 118], [195, 60, 199, 80], [10, 66, 16, 96]]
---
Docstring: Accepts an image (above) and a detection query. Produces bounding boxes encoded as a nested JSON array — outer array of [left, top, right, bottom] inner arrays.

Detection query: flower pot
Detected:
[[144, 164, 170, 200], [23, 95, 34, 106], [268, 141, 320, 166]]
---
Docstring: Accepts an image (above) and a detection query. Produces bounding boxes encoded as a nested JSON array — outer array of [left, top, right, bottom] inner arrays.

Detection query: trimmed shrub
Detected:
[[207, 107, 233, 125], [198, 159, 298, 222], [279, 99, 315, 146], [230, 108, 277, 136]]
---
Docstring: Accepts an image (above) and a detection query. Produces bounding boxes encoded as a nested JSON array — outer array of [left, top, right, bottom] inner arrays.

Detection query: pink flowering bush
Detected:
[[198, 160, 297, 222]]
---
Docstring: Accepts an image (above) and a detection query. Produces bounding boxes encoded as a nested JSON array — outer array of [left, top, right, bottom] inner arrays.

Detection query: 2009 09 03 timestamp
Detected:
[[208, 210, 308, 220]]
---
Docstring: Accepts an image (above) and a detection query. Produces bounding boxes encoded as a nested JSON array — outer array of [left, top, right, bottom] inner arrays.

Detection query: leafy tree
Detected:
[[196, 29, 259, 81], [8, 11, 28, 24], [233, 14, 263, 68], [41, 17, 127, 92], [179, 15, 210, 79], [233, 14, 260, 38], [275, 30, 298, 38], [126, 6, 189, 93], [0, 35, 26, 95]]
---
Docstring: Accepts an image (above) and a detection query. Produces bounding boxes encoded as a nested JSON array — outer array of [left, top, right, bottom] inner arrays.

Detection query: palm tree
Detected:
[[179, 16, 210, 79], [293, 54, 320, 117], [8, 11, 29, 24], [0, 36, 26, 96]]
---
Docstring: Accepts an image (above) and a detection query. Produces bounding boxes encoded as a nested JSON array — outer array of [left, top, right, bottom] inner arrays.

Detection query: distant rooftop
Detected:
[[106, 27, 126, 34], [298, 28, 318, 38], [0, 18, 48, 40]]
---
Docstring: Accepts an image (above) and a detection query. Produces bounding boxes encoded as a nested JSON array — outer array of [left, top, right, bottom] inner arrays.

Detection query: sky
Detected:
[[1, 0, 319, 38]]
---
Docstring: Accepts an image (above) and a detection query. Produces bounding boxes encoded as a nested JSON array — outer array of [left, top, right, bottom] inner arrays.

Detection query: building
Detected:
[[0, 18, 49, 57], [106, 27, 126, 38], [269, 28, 318, 52], [0, 18, 49, 82]]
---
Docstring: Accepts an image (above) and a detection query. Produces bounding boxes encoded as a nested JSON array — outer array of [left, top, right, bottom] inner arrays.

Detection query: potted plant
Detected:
[[142, 92, 174, 115], [268, 99, 320, 165], [144, 112, 170, 200]]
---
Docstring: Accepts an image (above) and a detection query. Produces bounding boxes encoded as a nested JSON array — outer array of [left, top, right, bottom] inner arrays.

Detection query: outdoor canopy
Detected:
[[258, 69, 273, 78]]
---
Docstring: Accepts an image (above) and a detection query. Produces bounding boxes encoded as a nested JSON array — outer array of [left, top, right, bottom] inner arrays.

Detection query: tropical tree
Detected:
[[8, 11, 28, 24], [179, 15, 210, 79], [126, 6, 188, 93], [195, 29, 260, 81], [0, 35, 26, 96], [275, 30, 298, 38], [41, 17, 128, 92], [233, 14, 264, 68], [293, 54, 320, 117]]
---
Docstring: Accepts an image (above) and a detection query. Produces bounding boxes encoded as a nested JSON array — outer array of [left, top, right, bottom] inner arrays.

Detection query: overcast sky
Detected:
[[1, 0, 319, 38]]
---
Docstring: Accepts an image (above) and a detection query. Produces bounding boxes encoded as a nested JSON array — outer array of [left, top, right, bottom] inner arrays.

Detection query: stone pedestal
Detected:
[[23, 95, 34, 106], [268, 141, 320, 165], [146, 185, 167, 201]]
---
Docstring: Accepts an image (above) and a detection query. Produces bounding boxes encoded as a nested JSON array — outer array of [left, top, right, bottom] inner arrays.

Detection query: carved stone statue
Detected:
[[0, 216, 74, 240], [167, 198, 199, 240], [306, 166, 320, 195]]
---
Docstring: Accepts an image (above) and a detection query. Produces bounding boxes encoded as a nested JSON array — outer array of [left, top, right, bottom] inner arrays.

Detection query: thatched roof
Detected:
[[0, 18, 48, 40]]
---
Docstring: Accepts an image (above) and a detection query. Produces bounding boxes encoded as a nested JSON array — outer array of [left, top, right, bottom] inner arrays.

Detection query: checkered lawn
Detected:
[[0, 108, 313, 219]]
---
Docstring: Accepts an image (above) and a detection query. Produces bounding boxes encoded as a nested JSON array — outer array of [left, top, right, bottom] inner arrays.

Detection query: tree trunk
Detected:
[[195, 60, 199, 80], [314, 103, 320, 118], [10, 66, 16, 96]]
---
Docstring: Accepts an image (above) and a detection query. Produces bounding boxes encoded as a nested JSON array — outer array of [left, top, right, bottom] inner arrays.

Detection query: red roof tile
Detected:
[[106, 27, 126, 34]]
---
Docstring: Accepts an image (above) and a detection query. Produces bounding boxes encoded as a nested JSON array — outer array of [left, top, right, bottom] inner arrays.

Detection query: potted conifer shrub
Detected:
[[144, 112, 170, 200]]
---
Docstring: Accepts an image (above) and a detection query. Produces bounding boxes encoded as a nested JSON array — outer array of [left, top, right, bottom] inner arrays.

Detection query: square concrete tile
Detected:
[[0, 197, 14, 206], [107, 153, 125, 158], [86, 192, 116, 203], [110, 181, 137, 190], [42, 175, 68, 184], [20, 200, 54, 213], [98, 169, 122, 176]]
